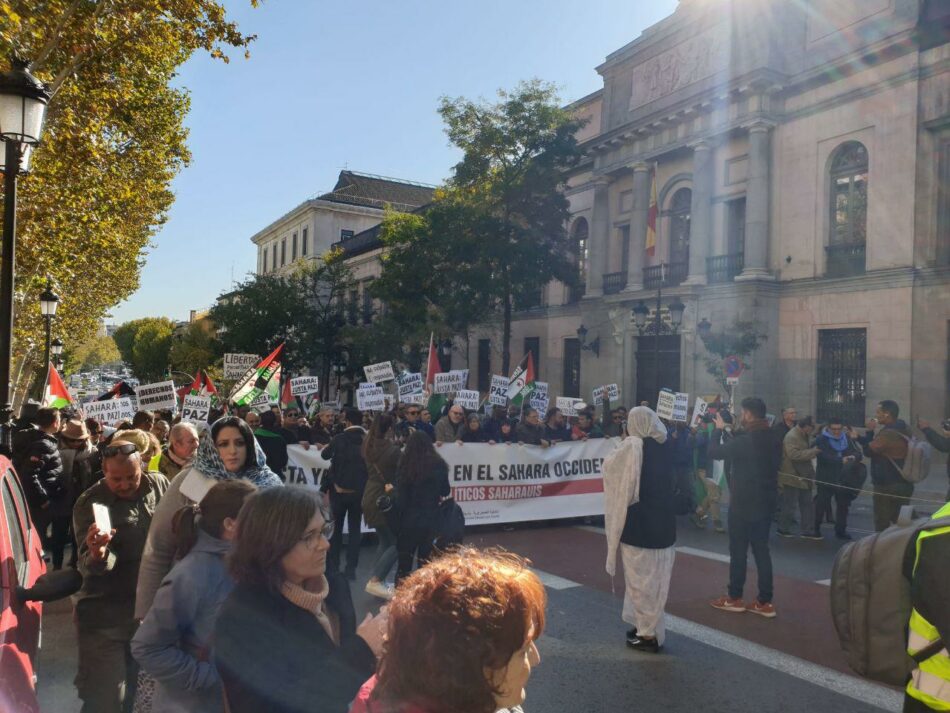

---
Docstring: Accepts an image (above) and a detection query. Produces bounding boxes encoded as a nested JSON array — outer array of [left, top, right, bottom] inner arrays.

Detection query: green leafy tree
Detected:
[[376, 80, 584, 374], [210, 250, 354, 393], [64, 333, 121, 375], [1, 0, 257, 404], [113, 317, 175, 382], [169, 317, 222, 376], [699, 321, 768, 393]]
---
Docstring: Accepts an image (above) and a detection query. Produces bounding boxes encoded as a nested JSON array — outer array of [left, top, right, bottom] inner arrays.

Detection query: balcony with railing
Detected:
[[566, 282, 586, 303], [825, 242, 866, 278], [642, 261, 687, 290], [706, 253, 744, 284], [602, 271, 627, 295]]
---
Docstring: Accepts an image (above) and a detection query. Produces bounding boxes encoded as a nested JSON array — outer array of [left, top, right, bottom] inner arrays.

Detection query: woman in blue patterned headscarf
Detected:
[[135, 416, 283, 620]]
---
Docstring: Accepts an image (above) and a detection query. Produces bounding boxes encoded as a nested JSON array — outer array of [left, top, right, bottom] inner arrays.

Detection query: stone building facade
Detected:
[[446, 0, 949, 425], [250, 170, 433, 278]]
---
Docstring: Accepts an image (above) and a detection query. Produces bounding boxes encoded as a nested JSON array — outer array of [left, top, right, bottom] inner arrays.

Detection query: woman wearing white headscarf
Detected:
[[603, 406, 675, 653]]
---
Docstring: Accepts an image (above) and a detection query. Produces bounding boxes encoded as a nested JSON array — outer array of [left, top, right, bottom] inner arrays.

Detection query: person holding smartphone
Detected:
[[813, 417, 864, 540]]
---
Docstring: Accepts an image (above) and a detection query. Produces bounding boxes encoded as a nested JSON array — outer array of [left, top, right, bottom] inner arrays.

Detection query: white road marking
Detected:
[[531, 568, 582, 590], [534, 567, 901, 711], [815, 579, 831, 586], [664, 614, 901, 711], [675, 545, 731, 564]]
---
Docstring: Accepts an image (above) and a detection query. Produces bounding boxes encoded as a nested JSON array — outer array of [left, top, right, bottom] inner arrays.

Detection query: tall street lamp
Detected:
[[0, 58, 51, 450], [632, 262, 685, 405], [50, 337, 63, 369], [39, 276, 59, 371]]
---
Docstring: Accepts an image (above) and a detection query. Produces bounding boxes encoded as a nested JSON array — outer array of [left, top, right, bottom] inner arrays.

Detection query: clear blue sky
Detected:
[[111, 0, 679, 324]]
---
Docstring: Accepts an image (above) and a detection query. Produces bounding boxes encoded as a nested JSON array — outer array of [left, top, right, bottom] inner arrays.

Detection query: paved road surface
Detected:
[[36, 485, 945, 712]]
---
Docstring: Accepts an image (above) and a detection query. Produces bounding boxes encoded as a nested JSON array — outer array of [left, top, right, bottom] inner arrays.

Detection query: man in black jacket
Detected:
[[707, 397, 784, 618], [254, 410, 289, 478], [13, 407, 64, 562], [321, 407, 368, 580]]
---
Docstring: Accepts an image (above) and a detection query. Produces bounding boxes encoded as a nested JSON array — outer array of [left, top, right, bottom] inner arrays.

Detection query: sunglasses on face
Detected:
[[102, 442, 138, 458]]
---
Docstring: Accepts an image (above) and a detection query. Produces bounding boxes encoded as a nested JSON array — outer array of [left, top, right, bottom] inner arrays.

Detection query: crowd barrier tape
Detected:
[[285, 438, 619, 527]]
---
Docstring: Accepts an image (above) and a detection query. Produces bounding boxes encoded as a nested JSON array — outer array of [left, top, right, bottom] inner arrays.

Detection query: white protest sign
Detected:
[[290, 376, 320, 396], [288, 439, 617, 528], [488, 375, 509, 406], [556, 396, 585, 417], [83, 397, 136, 425], [401, 391, 426, 405], [364, 361, 395, 384], [592, 383, 621, 407], [434, 370, 468, 394], [672, 392, 690, 422], [356, 386, 386, 411], [690, 397, 709, 429], [249, 392, 272, 412], [455, 389, 480, 411], [606, 383, 620, 402], [592, 386, 605, 407], [358, 382, 376, 391], [656, 389, 677, 420], [533, 382, 549, 397], [397, 372, 424, 397], [181, 394, 212, 425], [135, 380, 178, 412], [530, 395, 550, 413], [224, 353, 258, 379]]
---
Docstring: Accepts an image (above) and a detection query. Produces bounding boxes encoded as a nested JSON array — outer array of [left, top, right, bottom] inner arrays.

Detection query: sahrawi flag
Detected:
[[507, 351, 535, 407], [424, 332, 448, 416], [230, 343, 284, 406], [42, 364, 72, 409], [177, 369, 218, 402], [280, 376, 300, 411]]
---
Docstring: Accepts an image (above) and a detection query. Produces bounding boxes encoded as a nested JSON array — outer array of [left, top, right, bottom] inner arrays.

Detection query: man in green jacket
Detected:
[[777, 416, 821, 540], [73, 439, 169, 713]]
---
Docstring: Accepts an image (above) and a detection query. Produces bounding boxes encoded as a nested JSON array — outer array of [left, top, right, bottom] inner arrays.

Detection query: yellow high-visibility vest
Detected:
[[906, 501, 950, 711]]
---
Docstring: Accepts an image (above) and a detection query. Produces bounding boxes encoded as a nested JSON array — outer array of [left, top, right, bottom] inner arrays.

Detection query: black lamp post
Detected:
[[576, 324, 600, 357], [632, 262, 685, 403], [0, 58, 50, 450], [332, 356, 347, 395], [50, 337, 63, 369], [439, 338, 453, 371], [39, 276, 59, 377]]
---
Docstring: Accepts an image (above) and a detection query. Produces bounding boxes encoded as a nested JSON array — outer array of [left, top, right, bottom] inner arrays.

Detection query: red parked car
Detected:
[[0, 455, 80, 713]]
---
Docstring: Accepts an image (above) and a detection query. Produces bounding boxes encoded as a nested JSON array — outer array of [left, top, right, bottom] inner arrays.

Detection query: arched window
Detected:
[[830, 141, 868, 245], [669, 188, 691, 266], [570, 218, 589, 301]]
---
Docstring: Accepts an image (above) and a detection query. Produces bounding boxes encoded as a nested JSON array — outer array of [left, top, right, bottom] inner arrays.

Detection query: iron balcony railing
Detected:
[[825, 242, 866, 278], [643, 261, 688, 290], [706, 253, 744, 284], [602, 271, 627, 295]]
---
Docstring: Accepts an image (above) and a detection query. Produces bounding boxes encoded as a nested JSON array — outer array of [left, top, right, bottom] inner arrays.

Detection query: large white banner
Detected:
[[285, 438, 617, 527]]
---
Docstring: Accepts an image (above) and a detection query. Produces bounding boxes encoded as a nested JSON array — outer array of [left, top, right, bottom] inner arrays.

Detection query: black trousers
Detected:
[[395, 524, 434, 584], [727, 512, 774, 604], [329, 489, 363, 575], [814, 484, 851, 536]]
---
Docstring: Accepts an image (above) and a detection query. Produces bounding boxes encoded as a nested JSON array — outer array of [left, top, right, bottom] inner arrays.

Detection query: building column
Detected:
[[623, 162, 650, 292], [683, 139, 713, 286], [736, 121, 775, 281], [585, 177, 611, 298]]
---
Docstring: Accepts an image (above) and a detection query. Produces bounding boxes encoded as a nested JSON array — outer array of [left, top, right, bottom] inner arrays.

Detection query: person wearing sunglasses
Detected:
[[72, 436, 171, 712], [215, 485, 386, 713], [135, 416, 282, 622]]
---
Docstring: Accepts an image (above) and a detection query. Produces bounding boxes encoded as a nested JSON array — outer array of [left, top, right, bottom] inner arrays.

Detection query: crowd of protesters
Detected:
[[7, 384, 948, 712]]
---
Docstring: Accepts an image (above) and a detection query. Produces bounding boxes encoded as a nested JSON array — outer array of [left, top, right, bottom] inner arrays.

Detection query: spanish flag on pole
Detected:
[[646, 165, 658, 257]]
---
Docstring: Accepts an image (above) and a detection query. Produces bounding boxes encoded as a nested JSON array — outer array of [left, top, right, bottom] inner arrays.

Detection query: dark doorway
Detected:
[[816, 328, 867, 426], [635, 335, 681, 407]]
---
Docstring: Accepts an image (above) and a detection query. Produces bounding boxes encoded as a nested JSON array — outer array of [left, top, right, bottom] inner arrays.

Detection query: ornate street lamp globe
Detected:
[[39, 280, 59, 317], [576, 324, 588, 341], [50, 337, 64, 356], [668, 298, 686, 330], [632, 301, 649, 331], [0, 58, 51, 173], [697, 318, 712, 341]]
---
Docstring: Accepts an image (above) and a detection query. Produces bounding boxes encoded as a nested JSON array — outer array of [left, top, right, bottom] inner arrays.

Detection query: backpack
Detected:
[[889, 433, 932, 484], [830, 515, 950, 685]]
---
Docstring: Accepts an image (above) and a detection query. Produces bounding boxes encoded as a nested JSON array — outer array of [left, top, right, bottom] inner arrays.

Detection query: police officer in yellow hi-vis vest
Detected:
[[905, 500, 950, 712]]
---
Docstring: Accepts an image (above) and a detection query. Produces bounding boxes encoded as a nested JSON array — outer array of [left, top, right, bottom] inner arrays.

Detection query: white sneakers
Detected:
[[365, 580, 395, 600]]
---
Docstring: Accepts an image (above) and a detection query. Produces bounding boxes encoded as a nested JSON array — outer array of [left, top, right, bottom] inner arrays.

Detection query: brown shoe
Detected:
[[710, 596, 746, 613], [746, 601, 777, 618]]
